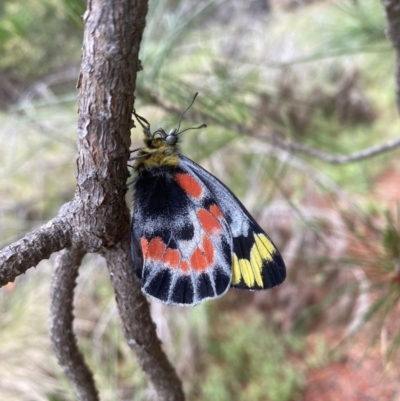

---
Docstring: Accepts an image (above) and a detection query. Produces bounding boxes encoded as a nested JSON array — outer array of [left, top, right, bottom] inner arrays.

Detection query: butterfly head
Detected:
[[141, 126, 180, 148], [132, 94, 206, 170]]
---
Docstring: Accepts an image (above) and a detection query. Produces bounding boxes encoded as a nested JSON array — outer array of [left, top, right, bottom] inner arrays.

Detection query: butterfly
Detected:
[[130, 94, 286, 306]]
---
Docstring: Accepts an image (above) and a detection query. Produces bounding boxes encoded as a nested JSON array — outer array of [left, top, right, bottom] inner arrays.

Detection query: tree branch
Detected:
[[49, 248, 99, 401], [104, 240, 185, 401], [0, 215, 72, 286], [382, 0, 400, 112], [245, 127, 400, 164], [147, 92, 400, 164], [1, 0, 185, 398], [74, 0, 184, 399]]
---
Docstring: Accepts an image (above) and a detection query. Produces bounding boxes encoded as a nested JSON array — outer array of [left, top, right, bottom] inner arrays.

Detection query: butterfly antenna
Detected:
[[177, 92, 199, 133], [178, 123, 207, 135]]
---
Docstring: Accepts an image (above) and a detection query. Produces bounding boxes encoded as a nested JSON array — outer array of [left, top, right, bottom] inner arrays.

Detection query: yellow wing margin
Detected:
[[231, 233, 285, 290]]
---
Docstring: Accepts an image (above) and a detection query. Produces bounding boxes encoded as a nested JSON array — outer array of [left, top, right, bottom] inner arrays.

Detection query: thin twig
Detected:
[[104, 241, 185, 401], [49, 248, 99, 401], [245, 127, 400, 165], [0, 215, 72, 286], [145, 92, 400, 164]]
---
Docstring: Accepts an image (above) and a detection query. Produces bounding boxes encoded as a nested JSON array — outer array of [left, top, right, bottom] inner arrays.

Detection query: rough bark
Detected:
[[0, 0, 186, 399], [50, 248, 99, 401], [0, 215, 72, 285], [105, 242, 185, 401]]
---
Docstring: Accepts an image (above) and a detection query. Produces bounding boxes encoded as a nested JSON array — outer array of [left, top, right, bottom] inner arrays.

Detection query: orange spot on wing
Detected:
[[202, 235, 214, 265], [191, 247, 208, 272], [162, 248, 181, 268], [197, 209, 222, 235], [180, 260, 190, 273], [175, 173, 203, 198], [209, 204, 223, 219], [141, 237, 149, 257], [147, 237, 166, 260]]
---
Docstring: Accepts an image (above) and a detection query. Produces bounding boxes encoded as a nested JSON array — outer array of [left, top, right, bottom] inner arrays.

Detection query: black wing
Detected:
[[131, 165, 233, 306], [179, 155, 286, 290]]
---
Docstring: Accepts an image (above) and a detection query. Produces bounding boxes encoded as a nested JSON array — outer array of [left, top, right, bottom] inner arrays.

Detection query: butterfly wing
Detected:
[[179, 155, 286, 290], [131, 165, 232, 306]]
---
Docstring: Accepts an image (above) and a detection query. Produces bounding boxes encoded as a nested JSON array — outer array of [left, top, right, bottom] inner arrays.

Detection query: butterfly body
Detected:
[[131, 102, 286, 306]]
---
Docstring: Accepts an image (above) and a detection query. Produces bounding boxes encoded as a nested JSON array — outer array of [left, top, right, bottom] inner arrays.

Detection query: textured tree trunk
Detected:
[[0, 0, 185, 399]]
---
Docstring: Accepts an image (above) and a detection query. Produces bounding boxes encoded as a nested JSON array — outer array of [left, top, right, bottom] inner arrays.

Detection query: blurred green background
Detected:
[[1, 0, 400, 400]]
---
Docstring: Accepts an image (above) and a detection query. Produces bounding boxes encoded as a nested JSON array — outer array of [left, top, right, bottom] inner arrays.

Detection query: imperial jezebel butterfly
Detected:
[[130, 94, 286, 306]]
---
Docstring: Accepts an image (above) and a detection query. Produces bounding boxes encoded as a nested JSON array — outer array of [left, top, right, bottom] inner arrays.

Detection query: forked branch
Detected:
[[0, 0, 186, 399], [50, 248, 99, 401]]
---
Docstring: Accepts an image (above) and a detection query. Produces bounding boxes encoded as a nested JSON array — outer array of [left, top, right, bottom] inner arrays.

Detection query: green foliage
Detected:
[[131, 0, 397, 195], [317, 0, 388, 55], [383, 207, 400, 261], [190, 313, 304, 401], [73, 261, 148, 400], [59, 0, 86, 30], [0, 266, 76, 400], [361, 207, 400, 354], [0, 261, 149, 401], [0, 99, 78, 245], [140, 0, 223, 83], [0, 0, 81, 81]]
